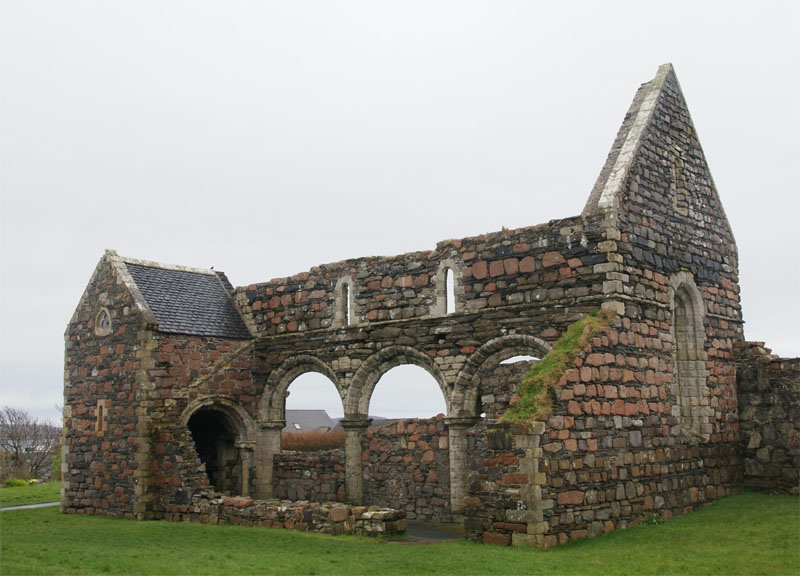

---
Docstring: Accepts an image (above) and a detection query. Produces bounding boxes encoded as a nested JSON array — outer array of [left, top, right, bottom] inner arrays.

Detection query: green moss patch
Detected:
[[502, 310, 614, 422]]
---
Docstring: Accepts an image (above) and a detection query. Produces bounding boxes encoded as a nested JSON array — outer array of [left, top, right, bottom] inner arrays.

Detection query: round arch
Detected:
[[346, 346, 451, 416], [258, 355, 343, 422], [668, 271, 706, 324], [451, 334, 552, 417], [180, 396, 255, 495], [668, 271, 710, 438], [180, 395, 255, 442]]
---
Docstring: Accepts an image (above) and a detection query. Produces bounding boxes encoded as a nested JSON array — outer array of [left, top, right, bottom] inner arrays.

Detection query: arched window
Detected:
[[344, 284, 351, 325], [434, 260, 461, 316], [333, 276, 356, 328], [445, 268, 455, 314], [670, 273, 709, 438]]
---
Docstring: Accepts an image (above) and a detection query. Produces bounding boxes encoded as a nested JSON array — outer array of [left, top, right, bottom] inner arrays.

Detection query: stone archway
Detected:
[[668, 272, 710, 440], [253, 355, 343, 499], [181, 397, 254, 497], [259, 354, 343, 423], [447, 334, 553, 513], [346, 345, 450, 417], [452, 334, 552, 418], [341, 346, 452, 506]]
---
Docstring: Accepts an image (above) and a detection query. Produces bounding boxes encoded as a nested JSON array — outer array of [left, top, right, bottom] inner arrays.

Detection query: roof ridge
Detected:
[[108, 250, 219, 277]]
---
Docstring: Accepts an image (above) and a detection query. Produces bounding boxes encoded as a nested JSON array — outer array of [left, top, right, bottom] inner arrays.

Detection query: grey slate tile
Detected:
[[126, 264, 251, 339]]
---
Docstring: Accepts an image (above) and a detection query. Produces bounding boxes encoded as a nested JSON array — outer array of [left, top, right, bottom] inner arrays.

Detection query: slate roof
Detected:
[[125, 263, 252, 339], [284, 410, 335, 432]]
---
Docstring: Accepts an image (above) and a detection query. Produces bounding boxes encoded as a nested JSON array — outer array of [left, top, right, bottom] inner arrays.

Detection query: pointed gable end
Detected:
[[583, 63, 737, 284]]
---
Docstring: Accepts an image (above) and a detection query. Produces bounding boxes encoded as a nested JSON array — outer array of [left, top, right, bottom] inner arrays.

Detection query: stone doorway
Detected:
[[187, 407, 242, 495]]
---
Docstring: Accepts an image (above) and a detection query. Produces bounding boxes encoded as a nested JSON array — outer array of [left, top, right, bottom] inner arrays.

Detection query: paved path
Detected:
[[394, 521, 464, 545], [0, 501, 59, 512]]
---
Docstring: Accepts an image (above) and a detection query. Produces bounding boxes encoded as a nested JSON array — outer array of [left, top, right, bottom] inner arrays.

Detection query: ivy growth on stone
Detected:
[[502, 309, 615, 422]]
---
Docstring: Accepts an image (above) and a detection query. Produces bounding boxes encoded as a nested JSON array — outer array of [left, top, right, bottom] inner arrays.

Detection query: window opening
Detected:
[[344, 283, 351, 326], [445, 268, 456, 314], [95, 308, 112, 336], [96, 401, 107, 435]]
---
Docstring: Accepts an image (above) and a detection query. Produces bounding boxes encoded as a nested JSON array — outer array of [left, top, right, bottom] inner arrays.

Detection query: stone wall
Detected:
[[164, 492, 406, 536], [236, 215, 603, 338], [63, 252, 258, 519], [63, 65, 771, 546], [464, 316, 741, 546], [145, 333, 256, 511], [362, 415, 450, 520], [735, 342, 800, 494], [273, 450, 347, 502], [63, 254, 149, 518]]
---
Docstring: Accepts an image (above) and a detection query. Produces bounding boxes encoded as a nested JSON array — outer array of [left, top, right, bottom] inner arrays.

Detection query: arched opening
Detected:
[[475, 354, 539, 421], [673, 282, 708, 437], [187, 408, 241, 495], [344, 284, 351, 326], [433, 260, 462, 316], [445, 268, 456, 314], [369, 365, 447, 419], [363, 364, 450, 520], [275, 371, 346, 502], [283, 372, 344, 451], [334, 276, 356, 328]]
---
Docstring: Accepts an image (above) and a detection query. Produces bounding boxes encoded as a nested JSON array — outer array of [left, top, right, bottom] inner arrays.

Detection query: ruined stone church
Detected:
[[63, 64, 798, 546]]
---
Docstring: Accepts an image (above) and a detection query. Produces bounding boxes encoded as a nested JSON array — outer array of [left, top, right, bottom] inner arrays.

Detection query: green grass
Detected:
[[0, 492, 797, 575], [0, 481, 60, 507], [504, 310, 614, 422]]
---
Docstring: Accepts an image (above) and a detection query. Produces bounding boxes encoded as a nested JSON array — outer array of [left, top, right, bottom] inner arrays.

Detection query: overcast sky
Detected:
[[1, 1, 798, 422]]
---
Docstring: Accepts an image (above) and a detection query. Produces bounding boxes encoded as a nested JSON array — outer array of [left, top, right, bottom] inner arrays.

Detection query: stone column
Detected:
[[340, 417, 372, 505], [235, 442, 254, 497], [252, 420, 284, 499], [445, 416, 478, 514]]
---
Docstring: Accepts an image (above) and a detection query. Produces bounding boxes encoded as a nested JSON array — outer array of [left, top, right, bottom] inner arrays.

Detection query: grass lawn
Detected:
[[0, 492, 797, 575], [0, 482, 60, 507]]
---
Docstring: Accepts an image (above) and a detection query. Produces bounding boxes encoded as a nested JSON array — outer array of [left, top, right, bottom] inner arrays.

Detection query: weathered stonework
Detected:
[[273, 449, 347, 503], [63, 64, 798, 545], [735, 342, 800, 493], [164, 492, 406, 536]]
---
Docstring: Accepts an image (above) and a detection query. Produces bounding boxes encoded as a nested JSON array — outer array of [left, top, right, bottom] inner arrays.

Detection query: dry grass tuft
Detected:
[[281, 429, 345, 452]]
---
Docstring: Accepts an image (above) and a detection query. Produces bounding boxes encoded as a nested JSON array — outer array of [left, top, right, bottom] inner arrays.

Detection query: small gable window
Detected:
[[95, 308, 112, 336]]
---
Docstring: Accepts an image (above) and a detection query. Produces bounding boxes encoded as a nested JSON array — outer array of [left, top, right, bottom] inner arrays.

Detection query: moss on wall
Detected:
[[503, 310, 614, 422]]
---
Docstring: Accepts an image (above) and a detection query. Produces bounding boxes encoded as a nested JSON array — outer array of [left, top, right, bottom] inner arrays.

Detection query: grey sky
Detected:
[[1, 1, 798, 422]]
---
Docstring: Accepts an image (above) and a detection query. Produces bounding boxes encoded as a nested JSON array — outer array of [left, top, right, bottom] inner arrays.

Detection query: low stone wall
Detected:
[[164, 492, 406, 536], [273, 449, 346, 502], [362, 415, 450, 520], [736, 342, 800, 494]]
